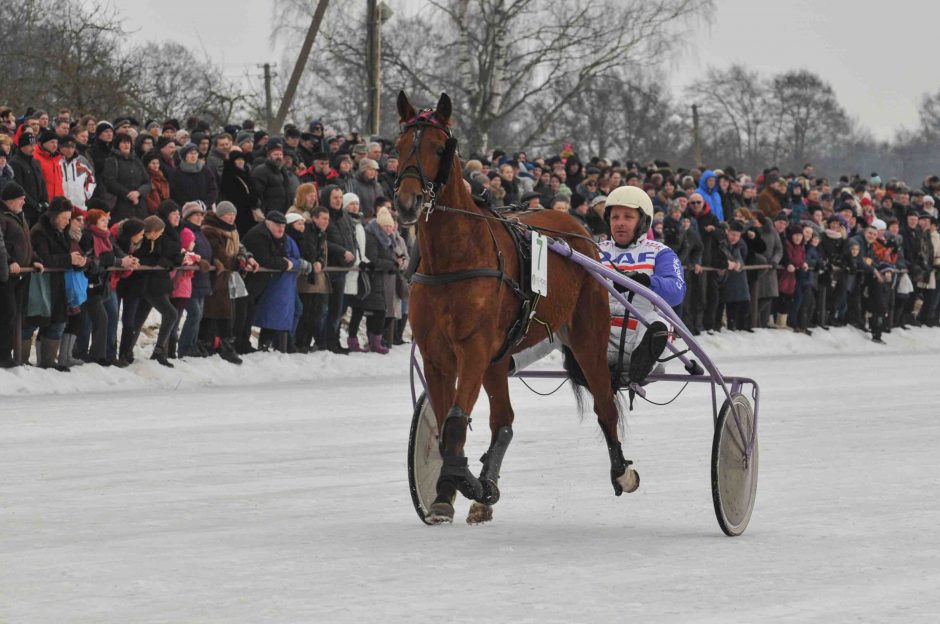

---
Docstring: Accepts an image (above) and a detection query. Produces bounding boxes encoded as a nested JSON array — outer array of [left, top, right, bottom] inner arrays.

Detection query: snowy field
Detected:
[[2, 328, 939, 623]]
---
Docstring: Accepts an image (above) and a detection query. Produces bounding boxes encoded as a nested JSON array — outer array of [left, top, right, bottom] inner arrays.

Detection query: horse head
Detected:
[[394, 91, 458, 225]]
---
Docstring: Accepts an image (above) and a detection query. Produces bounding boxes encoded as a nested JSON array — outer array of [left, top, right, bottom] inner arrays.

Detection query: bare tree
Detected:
[[770, 70, 850, 171]]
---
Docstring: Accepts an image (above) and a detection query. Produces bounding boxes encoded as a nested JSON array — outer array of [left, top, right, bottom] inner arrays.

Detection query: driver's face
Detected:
[[609, 206, 640, 246]]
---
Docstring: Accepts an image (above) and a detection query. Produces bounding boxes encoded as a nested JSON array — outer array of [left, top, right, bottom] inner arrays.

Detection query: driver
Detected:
[[510, 185, 685, 386]]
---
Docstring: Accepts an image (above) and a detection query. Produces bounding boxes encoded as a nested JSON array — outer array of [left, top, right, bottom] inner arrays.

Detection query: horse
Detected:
[[394, 91, 639, 524]]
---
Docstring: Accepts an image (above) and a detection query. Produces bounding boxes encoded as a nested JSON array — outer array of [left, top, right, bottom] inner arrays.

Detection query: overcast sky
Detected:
[[119, 0, 938, 140]]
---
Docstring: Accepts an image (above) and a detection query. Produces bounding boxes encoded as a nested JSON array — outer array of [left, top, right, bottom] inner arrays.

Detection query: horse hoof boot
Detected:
[[426, 501, 455, 524], [466, 502, 494, 525], [616, 468, 640, 494]]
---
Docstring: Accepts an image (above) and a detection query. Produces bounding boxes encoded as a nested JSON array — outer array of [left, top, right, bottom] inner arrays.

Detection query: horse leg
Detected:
[[467, 361, 515, 524], [567, 306, 641, 496], [428, 342, 490, 523]]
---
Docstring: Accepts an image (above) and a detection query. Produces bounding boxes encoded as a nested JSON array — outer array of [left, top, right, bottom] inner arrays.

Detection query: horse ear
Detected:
[[435, 93, 452, 124], [397, 91, 416, 122]]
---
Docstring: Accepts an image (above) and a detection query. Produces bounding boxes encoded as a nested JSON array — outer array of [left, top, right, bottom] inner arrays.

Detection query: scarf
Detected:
[[180, 160, 204, 173], [366, 218, 393, 249], [88, 224, 113, 256]]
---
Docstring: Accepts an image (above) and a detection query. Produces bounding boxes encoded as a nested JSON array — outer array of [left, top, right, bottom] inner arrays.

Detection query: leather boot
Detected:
[[167, 333, 178, 359], [151, 344, 174, 368], [368, 332, 389, 354], [218, 338, 243, 365], [118, 328, 137, 366], [393, 314, 408, 345], [383, 318, 395, 350]]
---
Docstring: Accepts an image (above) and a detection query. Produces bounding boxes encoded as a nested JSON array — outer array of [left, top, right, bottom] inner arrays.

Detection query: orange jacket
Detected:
[[33, 147, 64, 201]]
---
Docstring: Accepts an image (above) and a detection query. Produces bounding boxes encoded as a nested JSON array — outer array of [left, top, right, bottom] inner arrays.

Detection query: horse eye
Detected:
[[436, 147, 445, 156]]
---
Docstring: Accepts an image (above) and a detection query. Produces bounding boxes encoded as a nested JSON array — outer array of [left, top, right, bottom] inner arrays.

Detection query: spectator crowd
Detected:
[[1, 105, 938, 371]]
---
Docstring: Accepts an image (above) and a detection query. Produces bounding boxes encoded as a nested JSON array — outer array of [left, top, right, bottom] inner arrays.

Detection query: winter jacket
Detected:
[[29, 214, 72, 323], [325, 203, 357, 269], [253, 235, 300, 331], [146, 168, 170, 215], [182, 220, 213, 298], [250, 158, 290, 216], [286, 208, 329, 295], [684, 203, 730, 269], [720, 238, 750, 303], [33, 146, 64, 201], [9, 151, 47, 226], [85, 223, 125, 296], [0, 202, 37, 267], [779, 239, 806, 296], [355, 219, 398, 312], [102, 151, 151, 222], [242, 221, 291, 299], [757, 185, 785, 220], [134, 234, 181, 298], [755, 218, 783, 299], [202, 212, 246, 320], [0, 224, 7, 283], [86, 139, 111, 175], [61, 154, 96, 209], [220, 158, 261, 237], [169, 162, 218, 208], [346, 172, 384, 218], [697, 171, 724, 221]]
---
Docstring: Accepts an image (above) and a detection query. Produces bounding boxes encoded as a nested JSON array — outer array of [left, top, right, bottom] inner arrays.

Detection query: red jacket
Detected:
[[33, 147, 64, 201]]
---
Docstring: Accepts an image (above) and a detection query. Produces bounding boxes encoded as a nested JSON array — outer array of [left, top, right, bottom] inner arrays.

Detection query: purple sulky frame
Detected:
[[409, 237, 760, 461]]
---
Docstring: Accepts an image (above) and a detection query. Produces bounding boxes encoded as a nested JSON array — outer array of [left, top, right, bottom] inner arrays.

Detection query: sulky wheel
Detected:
[[711, 392, 759, 537], [408, 392, 444, 524]]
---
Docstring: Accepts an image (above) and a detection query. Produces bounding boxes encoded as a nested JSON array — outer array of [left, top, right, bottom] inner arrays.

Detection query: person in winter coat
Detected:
[[25, 198, 87, 370], [0, 151, 16, 192], [719, 221, 751, 331], [322, 184, 356, 354], [118, 215, 181, 367], [685, 192, 732, 333], [59, 135, 95, 209], [347, 207, 398, 354], [143, 151, 170, 214], [220, 149, 261, 237], [102, 133, 151, 222], [242, 211, 299, 352], [166, 224, 201, 358], [819, 215, 848, 327], [250, 140, 291, 216], [342, 193, 372, 352], [169, 143, 218, 209], [176, 202, 213, 358], [346, 158, 384, 218], [287, 186, 329, 352], [0, 183, 45, 366], [9, 133, 48, 226], [201, 202, 256, 364], [86, 121, 113, 175], [33, 129, 64, 202], [696, 170, 724, 221], [753, 212, 784, 328], [778, 224, 808, 333], [757, 174, 787, 220], [83, 207, 136, 366]]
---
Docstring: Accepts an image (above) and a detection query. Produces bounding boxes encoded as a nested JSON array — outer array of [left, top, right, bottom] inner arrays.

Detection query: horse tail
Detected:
[[562, 345, 627, 431]]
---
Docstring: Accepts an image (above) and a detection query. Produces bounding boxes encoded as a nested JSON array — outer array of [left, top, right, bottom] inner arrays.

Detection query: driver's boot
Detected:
[[628, 321, 669, 385]]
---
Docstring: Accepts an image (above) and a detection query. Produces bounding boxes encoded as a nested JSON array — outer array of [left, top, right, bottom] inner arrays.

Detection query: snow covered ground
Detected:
[[2, 328, 939, 622]]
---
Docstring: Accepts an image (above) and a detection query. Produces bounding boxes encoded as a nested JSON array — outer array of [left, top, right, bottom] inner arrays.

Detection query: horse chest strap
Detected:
[[410, 268, 505, 286]]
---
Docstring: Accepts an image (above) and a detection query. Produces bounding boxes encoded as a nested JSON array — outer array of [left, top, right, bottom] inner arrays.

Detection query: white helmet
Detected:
[[604, 185, 655, 241]]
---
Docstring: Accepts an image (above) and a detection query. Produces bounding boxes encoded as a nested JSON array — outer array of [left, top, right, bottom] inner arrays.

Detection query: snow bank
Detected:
[[3, 326, 938, 397]]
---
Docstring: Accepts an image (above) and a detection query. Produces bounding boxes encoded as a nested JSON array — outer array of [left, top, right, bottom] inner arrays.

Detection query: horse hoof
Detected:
[[616, 468, 640, 494], [466, 502, 494, 524], [426, 502, 455, 524]]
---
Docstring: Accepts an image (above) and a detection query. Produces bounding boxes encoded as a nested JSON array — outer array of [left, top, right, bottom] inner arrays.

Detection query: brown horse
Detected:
[[395, 91, 639, 524]]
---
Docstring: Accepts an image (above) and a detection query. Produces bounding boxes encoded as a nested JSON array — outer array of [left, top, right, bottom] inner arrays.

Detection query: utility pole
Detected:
[[271, 0, 330, 135], [366, 0, 381, 136], [258, 63, 276, 130], [691, 103, 702, 169]]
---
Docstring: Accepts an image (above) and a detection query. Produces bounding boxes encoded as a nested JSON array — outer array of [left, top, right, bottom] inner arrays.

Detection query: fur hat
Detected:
[[358, 157, 379, 171], [181, 201, 206, 220], [143, 215, 165, 233]]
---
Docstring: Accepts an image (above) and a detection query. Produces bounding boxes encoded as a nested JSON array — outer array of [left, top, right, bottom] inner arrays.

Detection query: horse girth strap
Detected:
[[410, 267, 525, 300]]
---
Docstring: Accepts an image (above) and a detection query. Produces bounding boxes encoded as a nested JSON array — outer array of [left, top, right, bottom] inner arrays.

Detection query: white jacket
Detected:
[[61, 155, 96, 209]]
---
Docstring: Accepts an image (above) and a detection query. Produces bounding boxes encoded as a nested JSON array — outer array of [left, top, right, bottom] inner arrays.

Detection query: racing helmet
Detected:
[[604, 185, 655, 243]]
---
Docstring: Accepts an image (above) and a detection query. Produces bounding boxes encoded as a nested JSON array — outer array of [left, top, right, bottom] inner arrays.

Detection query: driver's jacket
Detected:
[[599, 236, 686, 363]]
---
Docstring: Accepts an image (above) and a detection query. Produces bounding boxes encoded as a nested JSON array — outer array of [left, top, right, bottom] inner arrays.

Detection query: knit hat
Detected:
[[871, 218, 887, 231], [215, 201, 237, 218], [358, 157, 379, 171], [773, 211, 789, 223], [342, 192, 360, 210], [142, 151, 161, 167], [17, 133, 35, 148], [1, 182, 26, 201], [95, 121, 113, 136], [182, 201, 206, 220], [38, 129, 58, 145], [285, 212, 304, 225], [143, 215, 165, 233], [265, 138, 285, 154], [235, 131, 254, 146], [121, 218, 145, 238], [180, 227, 196, 249], [375, 207, 395, 227], [178, 142, 199, 159]]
